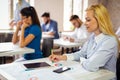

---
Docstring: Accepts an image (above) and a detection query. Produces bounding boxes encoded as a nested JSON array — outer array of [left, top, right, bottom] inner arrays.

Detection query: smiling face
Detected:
[[85, 10, 101, 35]]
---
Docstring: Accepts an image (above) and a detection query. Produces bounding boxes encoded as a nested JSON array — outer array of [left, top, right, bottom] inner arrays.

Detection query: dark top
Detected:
[[24, 24, 43, 60]]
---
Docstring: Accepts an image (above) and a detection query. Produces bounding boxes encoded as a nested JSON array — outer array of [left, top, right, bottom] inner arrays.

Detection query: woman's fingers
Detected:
[[49, 54, 60, 62], [49, 54, 53, 61]]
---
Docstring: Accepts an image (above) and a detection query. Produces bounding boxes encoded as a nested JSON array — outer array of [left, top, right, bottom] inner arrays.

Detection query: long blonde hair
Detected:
[[86, 4, 120, 56]]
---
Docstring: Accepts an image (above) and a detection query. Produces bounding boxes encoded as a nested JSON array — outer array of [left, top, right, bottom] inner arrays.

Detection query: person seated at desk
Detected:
[[63, 15, 89, 44], [49, 4, 120, 79], [12, 6, 43, 61], [62, 15, 90, 53], [41, 12, 59, 39], [9, 0, 30, 29]]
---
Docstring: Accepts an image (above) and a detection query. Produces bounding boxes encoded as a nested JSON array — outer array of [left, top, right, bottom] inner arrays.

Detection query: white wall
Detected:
[[88, 0, 120, 31], [106, 0, 120, 31], [34, 0, 64, 31], [0, 0, 9, 29]]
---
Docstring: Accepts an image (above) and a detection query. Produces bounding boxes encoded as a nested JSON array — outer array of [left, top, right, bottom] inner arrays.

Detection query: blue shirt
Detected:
[[41, 20, 59, 39], [66, 33, 118, 73], [24, 24, 43, 60]]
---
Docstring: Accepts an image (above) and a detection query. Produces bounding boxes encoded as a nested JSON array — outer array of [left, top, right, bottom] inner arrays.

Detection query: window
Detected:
[[0, 0, 34, 30], [63, 0, 73, 31], [0, 0, 9, 29], [63, 0, 88, 31]]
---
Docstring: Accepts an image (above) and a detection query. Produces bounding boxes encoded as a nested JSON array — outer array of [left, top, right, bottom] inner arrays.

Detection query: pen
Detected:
[[51, 49, 53, 55], [51, 49, 54, 63]]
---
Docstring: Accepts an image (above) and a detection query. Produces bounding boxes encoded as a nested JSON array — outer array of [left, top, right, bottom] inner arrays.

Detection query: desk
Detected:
[[54, 39, 83, 54], [0, 58, 115, 80], [0, 42, 34, 63], [54, 39, 82, 48], [0, 29, 14, 34], [0, 42, 34, 56]]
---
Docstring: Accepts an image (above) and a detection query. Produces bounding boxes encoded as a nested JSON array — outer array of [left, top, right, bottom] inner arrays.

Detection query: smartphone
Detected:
[[24, 62, 51, 69], [53, 67, 71, 73]]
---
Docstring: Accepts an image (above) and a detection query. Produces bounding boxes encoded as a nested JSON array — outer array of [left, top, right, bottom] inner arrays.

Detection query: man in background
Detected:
[[62, 15, 90, 53], [41, 12, 59, 39], [63, 15, 89, 44]]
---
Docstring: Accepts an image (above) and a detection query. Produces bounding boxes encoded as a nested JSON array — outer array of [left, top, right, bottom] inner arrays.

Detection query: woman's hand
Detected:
[[62, 35, 68, 41], [21, 22, 29, 30], [49, 54, 67, 62], [16, 20, 23, 30], [69, 37, 75, 42]]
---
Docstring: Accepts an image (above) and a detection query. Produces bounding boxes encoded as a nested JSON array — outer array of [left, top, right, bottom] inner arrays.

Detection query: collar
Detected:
[[94, 33, 105, 44], [76, 23, 85, 30]]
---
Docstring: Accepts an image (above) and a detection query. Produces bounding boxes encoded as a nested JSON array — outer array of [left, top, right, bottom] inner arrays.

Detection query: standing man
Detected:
[[41, 12, 59, 39], [9, 0, 30, 29]]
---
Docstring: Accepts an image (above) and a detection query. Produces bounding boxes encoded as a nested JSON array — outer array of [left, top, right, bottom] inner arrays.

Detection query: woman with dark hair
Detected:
[[12, 6, 43, 61]]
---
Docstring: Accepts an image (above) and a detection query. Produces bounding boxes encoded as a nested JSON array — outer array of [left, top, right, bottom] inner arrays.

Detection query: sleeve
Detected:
[[71, 29, 77, 39], [74, 27, 90, 43], [65, 40, 89, 61], [49, 21, 58, 33], [41, 24, 44, 31], [81, 37, 118, 71], [29, 26, 41, 37]]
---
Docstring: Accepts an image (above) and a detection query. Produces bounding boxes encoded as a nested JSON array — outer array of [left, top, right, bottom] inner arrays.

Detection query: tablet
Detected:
[[24, 62, 51, 69]]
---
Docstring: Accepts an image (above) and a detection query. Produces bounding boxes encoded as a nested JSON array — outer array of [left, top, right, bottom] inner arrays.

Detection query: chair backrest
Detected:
[[117, 54, 120, 80], [116, 27, 120, 35]]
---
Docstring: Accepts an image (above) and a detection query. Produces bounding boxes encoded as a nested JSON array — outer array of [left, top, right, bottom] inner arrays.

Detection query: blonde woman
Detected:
[[49, 4, 120, 78]]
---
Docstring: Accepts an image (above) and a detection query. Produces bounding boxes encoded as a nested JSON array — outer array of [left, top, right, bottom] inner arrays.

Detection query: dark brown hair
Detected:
[[41, 12, 50, 17], [70, 15, 83, 26], [69, 15, 79, 21], [20, 6, 41, 28]]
